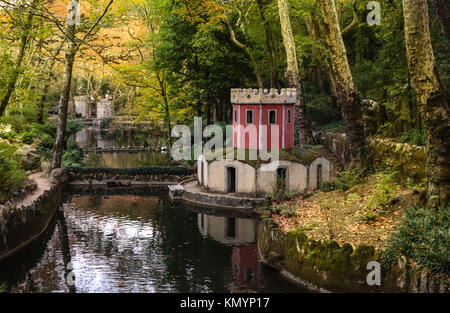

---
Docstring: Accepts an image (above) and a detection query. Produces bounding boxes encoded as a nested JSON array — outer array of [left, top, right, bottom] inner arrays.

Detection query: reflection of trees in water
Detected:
[[0, 209, 75, 293]]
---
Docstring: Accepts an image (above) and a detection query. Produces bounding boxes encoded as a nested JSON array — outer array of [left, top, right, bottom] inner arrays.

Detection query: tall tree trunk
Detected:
[[38, 41, 65, 123], [403, 0, 450, 207], [318, 0, 371, 169], [434, 0, 450, 44], [51, 43, 77, 170], [0, 9, 34, 117], [277, 0, 308, 145]]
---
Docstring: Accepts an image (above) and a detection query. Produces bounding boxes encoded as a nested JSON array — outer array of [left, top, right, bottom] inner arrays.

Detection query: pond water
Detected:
[[72, 127, 170, 168], [0, 193, 309, 293]]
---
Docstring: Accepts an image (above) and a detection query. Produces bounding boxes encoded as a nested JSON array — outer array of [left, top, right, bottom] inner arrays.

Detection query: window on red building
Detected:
[[246, 110, 254, 124], [287, 109, 292, 124], [234, 110, 238, 123], [269, 110, 276, 125]]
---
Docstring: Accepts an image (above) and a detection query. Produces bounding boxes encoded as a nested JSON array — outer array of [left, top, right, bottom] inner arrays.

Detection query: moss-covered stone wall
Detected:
[[258, 209, 448, 293], [0, 169, 69, 262]]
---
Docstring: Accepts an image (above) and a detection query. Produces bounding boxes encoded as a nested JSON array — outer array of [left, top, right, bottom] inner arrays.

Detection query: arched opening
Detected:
[[277, 168, 287, 192], [317, 164, 323, 188], [227, 167, 236, 193]]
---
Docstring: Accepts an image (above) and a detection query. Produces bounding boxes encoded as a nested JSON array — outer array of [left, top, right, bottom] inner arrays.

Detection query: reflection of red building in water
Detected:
[[232, 245, 262, 291]]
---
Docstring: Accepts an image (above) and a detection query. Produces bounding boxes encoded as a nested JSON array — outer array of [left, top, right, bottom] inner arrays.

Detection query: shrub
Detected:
[[380, 206, 450, 274], [319, 168, 364, 192], [0, 142, 27, 203], [20, 131, 35, 145], [400, 128, 426, 146], [0, 124, 18, 142], [68, 165, 195, 176], [36, 134, 55, 159], [268, 190, 297, 202], [269, 203, 297, 217], [62, 142, 84, 167]]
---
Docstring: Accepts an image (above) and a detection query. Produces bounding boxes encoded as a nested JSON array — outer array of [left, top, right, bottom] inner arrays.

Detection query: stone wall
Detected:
[[320, 131, 426, 184], [0, 169, 69, 261], [200, 158, 330, 195], [68, 167, 196, 184], [206, 159, 257, 194], [258, 210, 448, 293]]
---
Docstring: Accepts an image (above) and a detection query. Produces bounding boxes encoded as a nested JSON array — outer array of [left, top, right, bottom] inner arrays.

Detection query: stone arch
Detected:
[[207, 160, 256, 194], [309, 157, 331, 189]]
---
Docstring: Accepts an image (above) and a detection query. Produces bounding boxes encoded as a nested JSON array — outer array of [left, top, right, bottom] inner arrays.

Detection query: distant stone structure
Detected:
[[74, 96, 89, 118], [96, 97, 113, 119]]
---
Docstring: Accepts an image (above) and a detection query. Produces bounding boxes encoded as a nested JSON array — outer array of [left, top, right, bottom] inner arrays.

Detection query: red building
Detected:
[[232, 88, 296, 150]]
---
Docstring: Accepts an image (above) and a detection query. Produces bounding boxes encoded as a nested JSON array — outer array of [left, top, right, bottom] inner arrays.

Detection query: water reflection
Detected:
[[71, 127, 169, 168], [1, 194, 308, 293]]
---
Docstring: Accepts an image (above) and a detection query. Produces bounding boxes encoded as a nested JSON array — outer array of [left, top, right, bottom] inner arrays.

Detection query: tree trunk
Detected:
[[318, 0, 371, 170], [403, 0, 450, 207], [0, 9, 34, 117], [434, 0, 450, 44], [38, 41, 65, 123], [224, 19, 263, 88], [277, 0, 308, 145], [51, 43, 77, 170]]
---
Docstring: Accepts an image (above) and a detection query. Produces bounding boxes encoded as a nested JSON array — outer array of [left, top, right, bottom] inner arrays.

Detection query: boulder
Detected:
[[17, 145, 41, 171]]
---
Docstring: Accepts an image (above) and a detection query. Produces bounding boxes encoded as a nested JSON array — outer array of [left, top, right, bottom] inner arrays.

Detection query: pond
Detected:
[[72, 127, 170, 168], [0, 193, 309, 293]]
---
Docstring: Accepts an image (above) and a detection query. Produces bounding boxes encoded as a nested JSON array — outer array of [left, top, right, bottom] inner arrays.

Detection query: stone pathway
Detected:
[[15, 172, 51, 208]]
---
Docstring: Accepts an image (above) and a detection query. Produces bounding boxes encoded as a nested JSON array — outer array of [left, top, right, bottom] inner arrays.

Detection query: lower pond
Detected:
[[0, 193, 309, 293]]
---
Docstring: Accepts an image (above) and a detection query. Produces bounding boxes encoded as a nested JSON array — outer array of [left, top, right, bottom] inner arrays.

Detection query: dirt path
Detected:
[[16, 172, 51, 208]]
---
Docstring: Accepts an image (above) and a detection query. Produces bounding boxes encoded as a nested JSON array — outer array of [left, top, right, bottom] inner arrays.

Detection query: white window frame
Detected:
[[268, 109, 277, 125], [287, 109, 292, 124], [234, 109, 238, 123]]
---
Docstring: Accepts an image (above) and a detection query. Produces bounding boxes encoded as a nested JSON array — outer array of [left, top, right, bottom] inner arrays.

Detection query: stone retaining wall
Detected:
[[68, 167, 195, 183], [0, 169, 69, 262], [320, 131, 426, 184], [258, 209, 448, 293]]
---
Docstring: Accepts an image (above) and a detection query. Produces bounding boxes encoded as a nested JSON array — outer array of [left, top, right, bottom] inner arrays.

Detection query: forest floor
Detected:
[[271, 174, 422, 250]]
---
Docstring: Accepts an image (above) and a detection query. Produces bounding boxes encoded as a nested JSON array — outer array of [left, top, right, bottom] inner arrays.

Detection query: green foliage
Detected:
[[68, 165, 195, 176], [84, 153, 103, 168], [0, 124, 18, 142], [36, 134, 55, 160], [61, 142, 84, 167], [365, 171, 399, 210], [269, 203, 297, 217], [380, 206, 450, 275], [0, 283, 7, 293], [66, 120, 85, 137], [268, 190, 297, 203], [20, 131, 35, 145], [319, 168, 364, 192], [400, 128, 426, 146], [0, 142, 27, 203]]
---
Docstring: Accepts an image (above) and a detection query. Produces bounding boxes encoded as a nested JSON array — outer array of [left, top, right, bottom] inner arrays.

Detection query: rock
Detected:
[[17, 145, 41, 171]]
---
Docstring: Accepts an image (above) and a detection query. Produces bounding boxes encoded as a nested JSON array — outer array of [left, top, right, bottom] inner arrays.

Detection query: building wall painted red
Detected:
[[233, 104, 294, 149]]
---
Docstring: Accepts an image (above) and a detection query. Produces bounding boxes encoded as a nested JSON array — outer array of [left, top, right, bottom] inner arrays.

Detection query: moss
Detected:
[[204, 147, 325, 167]]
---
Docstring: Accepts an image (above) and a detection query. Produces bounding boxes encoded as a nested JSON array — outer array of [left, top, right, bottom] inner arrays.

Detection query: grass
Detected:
[[380, 206, 450, 274], [203, 147, 325, 167]]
